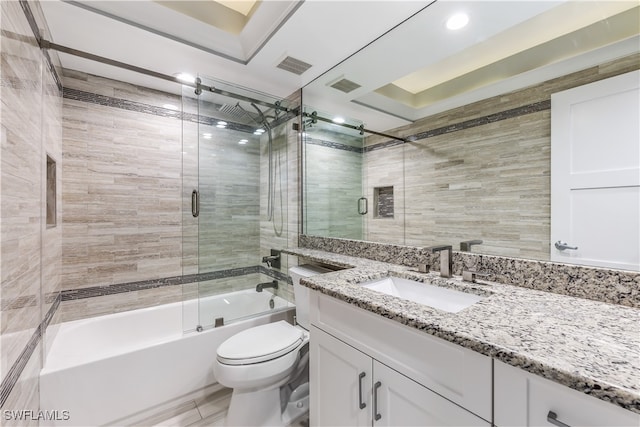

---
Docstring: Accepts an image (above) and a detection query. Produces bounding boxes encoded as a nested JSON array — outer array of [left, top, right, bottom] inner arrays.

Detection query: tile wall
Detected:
[[364, 53, 640, 259], [0, 0, 62, 420]]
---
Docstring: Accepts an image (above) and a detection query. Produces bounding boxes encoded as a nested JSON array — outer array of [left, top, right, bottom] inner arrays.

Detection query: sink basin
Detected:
[[358, 276, 484, 313]]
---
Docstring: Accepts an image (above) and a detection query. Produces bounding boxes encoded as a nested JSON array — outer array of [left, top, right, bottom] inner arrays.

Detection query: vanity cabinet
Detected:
[[494, 360, 640, 427], [311, 325, 489, 426], [309, 290, 492, 426]]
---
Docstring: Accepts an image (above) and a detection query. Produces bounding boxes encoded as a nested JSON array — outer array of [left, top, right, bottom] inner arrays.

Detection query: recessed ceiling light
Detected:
[[446, 13, 469, 30], [216, 121, 227, 129], [202, 133, 212, 140], [238, 139, 248, 145], [175, 73, 196, 84], [255, 128, 265, 134], [332, 117, 346, 124]]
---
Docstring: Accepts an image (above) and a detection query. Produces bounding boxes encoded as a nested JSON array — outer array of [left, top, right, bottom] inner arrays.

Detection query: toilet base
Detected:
[[226, 387, 282, 427]]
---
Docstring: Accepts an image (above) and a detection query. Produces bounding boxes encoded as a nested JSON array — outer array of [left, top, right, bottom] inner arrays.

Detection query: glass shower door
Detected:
[[302, 106, 365, 240], [183, 76, 294, 332]]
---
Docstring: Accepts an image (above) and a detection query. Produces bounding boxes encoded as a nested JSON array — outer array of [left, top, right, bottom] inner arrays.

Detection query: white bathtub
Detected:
[[40, 289, 294, 426]]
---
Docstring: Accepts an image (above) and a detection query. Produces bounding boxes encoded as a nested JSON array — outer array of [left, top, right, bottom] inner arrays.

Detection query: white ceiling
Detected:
[[40, 0, 430, 98]]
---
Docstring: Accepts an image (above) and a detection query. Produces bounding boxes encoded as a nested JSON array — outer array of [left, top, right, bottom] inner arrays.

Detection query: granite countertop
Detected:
[[283, 247, 640, 414]]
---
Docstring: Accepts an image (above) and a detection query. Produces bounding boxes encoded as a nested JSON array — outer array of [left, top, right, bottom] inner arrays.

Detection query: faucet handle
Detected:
[[462, 270, 489, 283], [460, 240, 483, 252]]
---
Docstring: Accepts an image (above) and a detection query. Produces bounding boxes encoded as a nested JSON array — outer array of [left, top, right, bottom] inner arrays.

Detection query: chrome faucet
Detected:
[[429, 245, 453, 278]]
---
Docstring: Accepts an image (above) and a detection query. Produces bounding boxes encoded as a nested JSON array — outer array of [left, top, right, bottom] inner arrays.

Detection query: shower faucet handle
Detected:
[[261, 249, 281, 269]]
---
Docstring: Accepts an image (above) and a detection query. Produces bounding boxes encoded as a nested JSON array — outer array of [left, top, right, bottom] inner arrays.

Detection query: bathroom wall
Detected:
[[364, 53, 640, 259], [59, 72, 301, 322], [0, 0, 62, 420]]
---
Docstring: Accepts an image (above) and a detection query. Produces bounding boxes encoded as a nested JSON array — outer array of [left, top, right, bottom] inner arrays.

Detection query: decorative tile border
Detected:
[[365, 99, 551, 152], [61, 266, 263, 301], [298, 235, 640, 308], [0, 293, 60, 408], [305, 137, 363, 153]]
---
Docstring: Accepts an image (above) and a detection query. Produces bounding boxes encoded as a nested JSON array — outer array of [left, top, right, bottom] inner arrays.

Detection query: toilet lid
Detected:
[[217, 321, 304, 365]]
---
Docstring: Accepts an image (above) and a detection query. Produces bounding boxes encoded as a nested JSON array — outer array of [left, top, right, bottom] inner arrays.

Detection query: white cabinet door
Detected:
[[373, 361, 489, 427], [310, 326, 372, 427], [495, 360, 640, 427], [551, 70, 640, 271]]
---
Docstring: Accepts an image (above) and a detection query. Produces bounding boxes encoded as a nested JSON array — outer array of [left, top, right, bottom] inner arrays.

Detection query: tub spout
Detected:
[[256, 280, 278, 292]]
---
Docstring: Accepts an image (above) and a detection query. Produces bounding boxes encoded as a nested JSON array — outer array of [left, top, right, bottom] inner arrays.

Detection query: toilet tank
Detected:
[[289, 264, 331, 330]]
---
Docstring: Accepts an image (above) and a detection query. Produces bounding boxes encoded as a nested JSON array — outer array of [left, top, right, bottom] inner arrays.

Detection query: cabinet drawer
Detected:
[[495, 360, 639, 427], [310, 291, 492, 421]]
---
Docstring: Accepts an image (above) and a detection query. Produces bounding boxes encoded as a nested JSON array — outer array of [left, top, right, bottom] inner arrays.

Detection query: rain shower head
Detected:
[[218, 103, 254, 123]]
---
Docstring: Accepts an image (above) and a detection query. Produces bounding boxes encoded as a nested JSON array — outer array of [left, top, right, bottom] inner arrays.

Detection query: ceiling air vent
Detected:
[[276, 56, 312, 75], [329, 78, 361, 93]]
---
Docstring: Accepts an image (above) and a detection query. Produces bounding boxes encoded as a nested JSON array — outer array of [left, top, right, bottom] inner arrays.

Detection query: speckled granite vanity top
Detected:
[[283, 247, 640, 414]]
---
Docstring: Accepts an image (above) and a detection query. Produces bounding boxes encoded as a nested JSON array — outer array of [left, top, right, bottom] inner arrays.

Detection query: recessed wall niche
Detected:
[[374, 186, 394, 219], [46, 154, 56, 227]]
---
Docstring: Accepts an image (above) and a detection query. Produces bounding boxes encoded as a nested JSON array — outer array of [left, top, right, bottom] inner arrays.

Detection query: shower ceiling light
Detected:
[[332, 117, 346, 124], [238, 139, 248, 145], [255, 128, 265, 134], [203, 133, 213, 139], [446, 13, 469, 30], [217, 121, 228, 129]]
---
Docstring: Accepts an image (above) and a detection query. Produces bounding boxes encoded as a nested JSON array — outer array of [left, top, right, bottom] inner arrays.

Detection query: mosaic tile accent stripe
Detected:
[[305, 137, 363, 153], [298, 235, 640, 308], [61, 266, 262, 301], [365, 100, 551, 152], [365, 138, 404, 152], [62, 87, 256, 134], [0, 294, 60, 408]]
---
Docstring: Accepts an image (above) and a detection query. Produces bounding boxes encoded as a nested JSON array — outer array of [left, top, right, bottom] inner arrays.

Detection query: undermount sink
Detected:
[[358, 276, 484, 313]]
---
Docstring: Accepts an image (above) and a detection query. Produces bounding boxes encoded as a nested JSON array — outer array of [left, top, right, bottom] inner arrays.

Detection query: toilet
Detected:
[[213, 264, 329, 426]]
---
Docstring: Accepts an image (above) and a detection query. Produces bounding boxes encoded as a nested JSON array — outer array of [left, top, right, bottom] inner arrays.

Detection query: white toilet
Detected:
[[213, 264, 329, 427]]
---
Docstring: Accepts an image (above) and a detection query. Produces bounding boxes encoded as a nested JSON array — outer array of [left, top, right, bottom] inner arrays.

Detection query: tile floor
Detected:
[[137, 388, 308, 427]]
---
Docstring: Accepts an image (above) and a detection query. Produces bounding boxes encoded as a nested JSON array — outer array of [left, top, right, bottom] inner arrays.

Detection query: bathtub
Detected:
[[40, 289, 294, 427]]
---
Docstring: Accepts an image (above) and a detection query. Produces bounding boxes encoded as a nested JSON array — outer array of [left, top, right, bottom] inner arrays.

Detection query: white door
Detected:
[[310, 326, 372, 426], [551, 70, 640, 271], [373, 361, 489, 427]]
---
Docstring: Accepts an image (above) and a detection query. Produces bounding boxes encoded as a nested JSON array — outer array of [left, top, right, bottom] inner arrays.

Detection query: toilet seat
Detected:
[[217, 321, 304, 365]]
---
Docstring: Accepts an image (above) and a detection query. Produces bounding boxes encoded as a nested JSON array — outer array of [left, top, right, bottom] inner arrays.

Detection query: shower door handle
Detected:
[[192, 190, 199, 218], [358, 197, 368, 215]]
